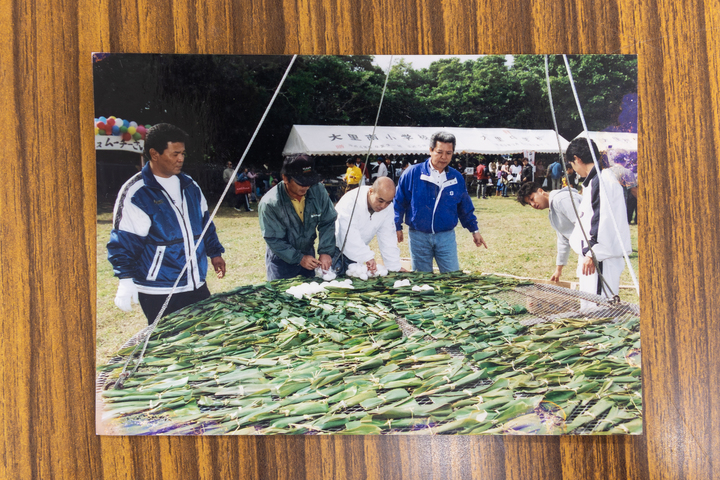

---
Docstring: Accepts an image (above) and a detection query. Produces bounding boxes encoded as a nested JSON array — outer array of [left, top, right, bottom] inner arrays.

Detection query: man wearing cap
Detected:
[[258, 155, 337, 281], [108, 123, 226, 323], [394, 131, 488, 273]]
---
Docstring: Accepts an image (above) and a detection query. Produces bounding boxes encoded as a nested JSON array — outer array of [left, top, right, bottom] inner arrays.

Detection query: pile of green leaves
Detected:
[[98, 272, 641, 435]]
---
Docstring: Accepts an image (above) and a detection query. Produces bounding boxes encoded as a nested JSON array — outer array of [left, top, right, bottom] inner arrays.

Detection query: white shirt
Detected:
[[427, 162, 447, 185], [334, 186, 401, 271], [548, 187, 583, 265], [155, 175, 182, 207], [376, 162, 388, 178]]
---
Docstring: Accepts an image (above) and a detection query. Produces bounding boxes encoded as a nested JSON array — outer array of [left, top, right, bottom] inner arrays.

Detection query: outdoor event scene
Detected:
[[95, 54, 640, 435]]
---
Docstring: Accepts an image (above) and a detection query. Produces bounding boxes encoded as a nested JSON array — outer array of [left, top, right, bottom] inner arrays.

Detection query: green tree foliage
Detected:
[[379, 59, 430, 126], [279, 56, 384, 124], [509, 55, 638, 138], [93, 54, 636, 170]]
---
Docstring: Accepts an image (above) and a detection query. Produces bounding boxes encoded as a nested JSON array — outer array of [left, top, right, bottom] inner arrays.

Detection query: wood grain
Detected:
[[1, 0, 717, 477]]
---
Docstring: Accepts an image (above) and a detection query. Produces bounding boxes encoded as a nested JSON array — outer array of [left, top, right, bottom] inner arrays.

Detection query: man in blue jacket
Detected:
[[107, 124, 226, 323], [394, 131, 487, 273]]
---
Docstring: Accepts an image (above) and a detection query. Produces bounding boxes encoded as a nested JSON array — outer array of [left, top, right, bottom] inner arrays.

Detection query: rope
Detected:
[[114, 55, 299, 388], [334, 55, 394, 267], [562, 55, 640, 297], [543, 56, 616, 301]]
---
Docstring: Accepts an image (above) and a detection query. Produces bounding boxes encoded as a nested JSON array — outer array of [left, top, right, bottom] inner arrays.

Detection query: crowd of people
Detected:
[[450, 156, 565, 199], [256, 131, 488, 281], [107, 124, 636, 325], [343, 155, 409, 192], [222, 162, 283, 212]]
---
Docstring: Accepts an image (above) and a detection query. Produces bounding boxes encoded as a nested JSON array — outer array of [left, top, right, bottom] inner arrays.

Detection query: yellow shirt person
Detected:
[[344, 160, 362, 193]]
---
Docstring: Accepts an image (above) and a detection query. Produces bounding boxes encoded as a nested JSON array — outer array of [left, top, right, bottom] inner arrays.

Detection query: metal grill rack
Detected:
[[97, 281, 640, 436], [563, 400, 610, 434], [497, 283, 639, 326]]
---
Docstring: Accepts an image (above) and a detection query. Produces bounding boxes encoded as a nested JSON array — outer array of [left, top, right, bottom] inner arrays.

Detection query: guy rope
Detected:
[[114, 56, 299, 389], [544, 55, 640, 301]]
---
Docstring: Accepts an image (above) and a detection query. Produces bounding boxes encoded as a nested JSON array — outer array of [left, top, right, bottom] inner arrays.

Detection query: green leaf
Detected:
[[339, 425, 382, 435]]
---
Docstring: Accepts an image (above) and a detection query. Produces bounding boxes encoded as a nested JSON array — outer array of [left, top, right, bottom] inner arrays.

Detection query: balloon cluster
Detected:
[[94, 116, 151, 142]]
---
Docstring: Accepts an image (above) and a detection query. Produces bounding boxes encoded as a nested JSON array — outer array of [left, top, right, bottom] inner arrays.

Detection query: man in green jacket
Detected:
[[258, 155, 337, 281]]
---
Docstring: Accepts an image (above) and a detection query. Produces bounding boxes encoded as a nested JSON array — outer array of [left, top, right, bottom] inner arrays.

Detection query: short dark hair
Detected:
[[516, 182, 541, 206], [144, 124, 189, 161], [346, 158, 355, 165], [430, 131, 456, 151], [566, 138, 601, 165]]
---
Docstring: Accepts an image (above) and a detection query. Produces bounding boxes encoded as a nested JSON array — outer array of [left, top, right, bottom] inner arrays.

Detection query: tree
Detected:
[[378, 59, 432, 126], [509, 55, 637, 138], [93, 53, 637, 172]]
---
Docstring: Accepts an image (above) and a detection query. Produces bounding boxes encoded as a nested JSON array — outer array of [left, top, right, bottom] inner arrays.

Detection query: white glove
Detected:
[[115, 278, 139, 312]]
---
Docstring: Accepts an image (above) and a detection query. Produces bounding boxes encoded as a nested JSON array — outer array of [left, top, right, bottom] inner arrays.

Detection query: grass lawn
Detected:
[[96, 194, 639, 366]]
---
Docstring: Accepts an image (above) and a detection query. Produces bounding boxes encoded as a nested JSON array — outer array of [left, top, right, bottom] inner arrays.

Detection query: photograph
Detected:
[[94, 53, 640, 436]]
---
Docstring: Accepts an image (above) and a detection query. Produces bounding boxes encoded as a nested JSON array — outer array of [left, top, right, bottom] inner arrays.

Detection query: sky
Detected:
[[372, 55, 513, 72]]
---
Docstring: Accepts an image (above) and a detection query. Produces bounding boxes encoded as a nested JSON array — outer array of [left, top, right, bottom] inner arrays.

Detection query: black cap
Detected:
[[281, 155, 321, 187]]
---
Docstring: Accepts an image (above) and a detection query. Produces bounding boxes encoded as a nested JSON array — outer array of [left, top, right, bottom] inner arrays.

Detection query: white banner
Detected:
[[95, 135, 144, 152], [283, 125, 570, 156], [573, 132, 637, 152]]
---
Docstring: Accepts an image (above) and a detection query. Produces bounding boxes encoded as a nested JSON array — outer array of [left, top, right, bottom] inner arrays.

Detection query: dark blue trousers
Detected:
[[265, 247, 315, 281]]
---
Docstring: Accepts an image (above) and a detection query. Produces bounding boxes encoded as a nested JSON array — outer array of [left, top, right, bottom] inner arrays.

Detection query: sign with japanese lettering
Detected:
[[95, 135, 144, 152], [283, 125, 571, 156]]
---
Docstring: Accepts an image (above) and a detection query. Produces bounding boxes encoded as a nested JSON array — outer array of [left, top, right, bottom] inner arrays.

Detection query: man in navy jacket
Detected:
[[394, 131, 487, 273], [566, 138, 631, 300], [108, 124, 226, 323]]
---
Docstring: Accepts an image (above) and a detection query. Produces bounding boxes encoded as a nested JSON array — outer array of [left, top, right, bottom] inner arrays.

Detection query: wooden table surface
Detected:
[[2, 0, 717, 478]]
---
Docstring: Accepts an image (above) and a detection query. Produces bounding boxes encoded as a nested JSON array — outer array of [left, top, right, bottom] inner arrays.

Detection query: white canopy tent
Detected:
[[572, 131, 637, 152], [283, 125, 570, 156]]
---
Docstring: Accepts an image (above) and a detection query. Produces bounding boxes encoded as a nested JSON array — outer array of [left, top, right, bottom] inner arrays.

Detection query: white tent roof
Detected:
[[283, 125, 570, 156], [572, 132, 637, 152]]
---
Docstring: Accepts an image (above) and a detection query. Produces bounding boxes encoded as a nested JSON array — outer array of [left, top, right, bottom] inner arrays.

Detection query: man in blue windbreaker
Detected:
[[107, 123, 226, 323], [394, 131, 487, 273]]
